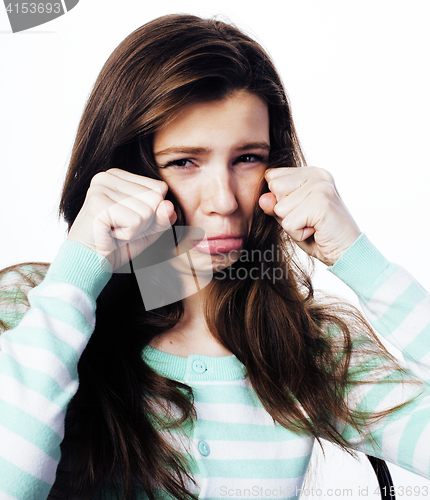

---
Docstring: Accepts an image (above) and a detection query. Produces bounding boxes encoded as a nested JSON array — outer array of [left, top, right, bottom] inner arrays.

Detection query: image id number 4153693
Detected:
[[5, 3, 61, 13]]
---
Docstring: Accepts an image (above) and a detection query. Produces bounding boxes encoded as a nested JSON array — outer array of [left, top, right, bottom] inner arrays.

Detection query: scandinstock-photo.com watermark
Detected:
[[3, 0, 79, 32], [97, 201, 289, 312]]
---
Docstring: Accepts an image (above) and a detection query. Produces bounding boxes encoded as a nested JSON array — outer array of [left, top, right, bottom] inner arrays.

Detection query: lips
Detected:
[[193, 235, 243, 254]]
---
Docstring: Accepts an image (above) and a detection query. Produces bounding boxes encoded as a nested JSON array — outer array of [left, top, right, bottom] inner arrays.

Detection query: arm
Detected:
[[328, 233, 430, 478], [0, 240, 112, 500]]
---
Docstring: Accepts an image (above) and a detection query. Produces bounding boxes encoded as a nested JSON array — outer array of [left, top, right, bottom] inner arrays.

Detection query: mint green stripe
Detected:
[[24, 293, 94, 336], [192, 420, 304, 442], [0, 456, 52, 499], [370, 283, 426, 336], [328, 233, 393, 297], [397, 397, 430, 470], [161, 416, 307, 443], [402, 323, 430, 364], [0, 354, 74, 406], [193, 385, 264, 408], [360, 265, 399, 303], [197, 456, 311, 479], [46, 240, 112, 298], [2, 326, 80, 375], [0, 400, 61, 461]]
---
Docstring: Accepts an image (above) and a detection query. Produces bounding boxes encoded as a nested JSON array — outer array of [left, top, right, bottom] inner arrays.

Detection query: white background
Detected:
[[1, 1, 430, 498]]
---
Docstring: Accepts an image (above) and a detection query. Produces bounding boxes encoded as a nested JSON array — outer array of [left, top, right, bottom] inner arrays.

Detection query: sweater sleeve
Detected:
[[328, 233, 430, 478], [0, 240, 112, 500]]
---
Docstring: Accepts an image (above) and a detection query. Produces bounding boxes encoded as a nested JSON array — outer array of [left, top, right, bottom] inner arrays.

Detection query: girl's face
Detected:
[[153, 89, 270, 272]]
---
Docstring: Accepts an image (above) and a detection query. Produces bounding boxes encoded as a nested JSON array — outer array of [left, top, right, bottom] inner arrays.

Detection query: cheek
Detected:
[[169, 185, 200, 220], [241, 171, 266, 198]]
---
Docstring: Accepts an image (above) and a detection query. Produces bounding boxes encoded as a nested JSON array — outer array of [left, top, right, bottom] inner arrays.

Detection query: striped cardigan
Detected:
[[0, 233, 429, 499]]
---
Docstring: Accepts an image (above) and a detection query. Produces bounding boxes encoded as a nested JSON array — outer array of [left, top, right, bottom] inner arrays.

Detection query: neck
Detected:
[[149, 288, 233, 358]]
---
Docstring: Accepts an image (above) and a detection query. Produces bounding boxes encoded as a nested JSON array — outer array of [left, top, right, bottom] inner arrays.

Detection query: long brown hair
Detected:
[[0, 14, 419, 500]]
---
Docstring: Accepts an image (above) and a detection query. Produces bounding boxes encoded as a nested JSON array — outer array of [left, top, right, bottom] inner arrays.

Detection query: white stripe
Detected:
[[348, 381, 422, 455], [29, 283, 95, 327], [371, 391, 430, 475], [13, 308, 88, 354], [413, 417, 430, 475], [403, 360, 430, 383], [378, 414, 410, 463], [335, 357, 414, 435], [375, 391, 430, 475], [382, 295, 430, 352], [0, 424, 57, 484], [0, 338, 78, 394], [0, 374, 64, 438], [366, 268, 414, 318], [200, 475, 307, 499], [195, 401, 276, 426], [192, 437, 314, 461], [378, 394, 429, 463], [150, 398, 274, 426], [190, 378, 250, 387]]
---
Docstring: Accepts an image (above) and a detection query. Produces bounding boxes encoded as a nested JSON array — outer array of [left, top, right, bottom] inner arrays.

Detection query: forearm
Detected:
[[328, 234, 430, 477], [0, 241, 112, 500]]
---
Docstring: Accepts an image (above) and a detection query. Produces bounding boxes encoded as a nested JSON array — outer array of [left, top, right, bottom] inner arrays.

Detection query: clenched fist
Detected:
[[67, 168, 177, 270], [259, 166, 361, 266]]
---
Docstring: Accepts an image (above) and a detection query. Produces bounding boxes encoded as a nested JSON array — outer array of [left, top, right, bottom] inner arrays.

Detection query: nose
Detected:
[[201, 164, 238, 216]]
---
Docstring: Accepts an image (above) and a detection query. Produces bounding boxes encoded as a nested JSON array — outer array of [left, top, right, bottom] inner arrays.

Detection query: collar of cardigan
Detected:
[[142, 345, 247, 382]]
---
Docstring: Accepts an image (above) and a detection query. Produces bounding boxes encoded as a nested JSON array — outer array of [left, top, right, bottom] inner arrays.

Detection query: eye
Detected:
[[235, 154, 266, 164], [162, 158, 195, 169]]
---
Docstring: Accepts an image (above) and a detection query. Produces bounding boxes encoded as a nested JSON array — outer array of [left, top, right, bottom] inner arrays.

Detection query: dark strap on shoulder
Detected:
[[366, 455, 395, 500]]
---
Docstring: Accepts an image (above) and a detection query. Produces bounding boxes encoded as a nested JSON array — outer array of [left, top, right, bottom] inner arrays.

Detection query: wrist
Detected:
[[49, 240, 113, 298]]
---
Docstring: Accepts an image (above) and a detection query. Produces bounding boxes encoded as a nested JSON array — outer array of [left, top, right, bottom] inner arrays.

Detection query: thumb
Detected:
[[154, 199, 177, 229], [259, 192, 278, 216]]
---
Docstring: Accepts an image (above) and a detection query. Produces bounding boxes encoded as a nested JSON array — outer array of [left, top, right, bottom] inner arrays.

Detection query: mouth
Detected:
[[192, 235, 243, 255]]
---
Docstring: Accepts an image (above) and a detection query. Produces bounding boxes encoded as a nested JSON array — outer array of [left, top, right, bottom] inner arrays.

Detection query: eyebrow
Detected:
[[154, 142, 270, 157]]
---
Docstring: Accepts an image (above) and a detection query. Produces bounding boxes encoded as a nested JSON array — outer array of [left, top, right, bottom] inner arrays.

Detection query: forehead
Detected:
[[153, 90, 270, 152]]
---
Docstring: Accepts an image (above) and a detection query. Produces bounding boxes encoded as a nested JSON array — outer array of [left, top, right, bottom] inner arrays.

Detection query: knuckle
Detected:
[[156, 180, 169, 196], [152, 190, 164, 204], [318, 167, 334, 183], [90, 171, 107, 187], [86, 184, 108, 207], [127, 210, 142, 228], [268, 178, 281, 192], [314, 188, 332, 208], [85, 189, 105, 210], [318, 181, 335, 197], [273, 202, 283, 218], [87, 182, 103, 195], [281, 218, 294, 234], [140, 203, 154, 221]]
